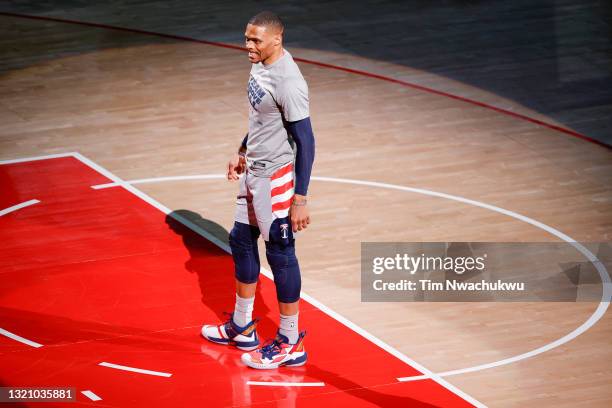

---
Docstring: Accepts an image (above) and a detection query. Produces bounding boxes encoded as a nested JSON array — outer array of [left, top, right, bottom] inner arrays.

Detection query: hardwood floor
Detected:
[[0, 2, 610, 406]]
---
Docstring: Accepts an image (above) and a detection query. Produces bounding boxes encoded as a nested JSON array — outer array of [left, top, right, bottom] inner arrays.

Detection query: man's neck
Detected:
[[263, 47, 285, 66]]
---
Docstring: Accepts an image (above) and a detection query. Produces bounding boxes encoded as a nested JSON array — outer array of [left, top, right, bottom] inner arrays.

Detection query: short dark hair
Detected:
[[248, 11, 284, 33]]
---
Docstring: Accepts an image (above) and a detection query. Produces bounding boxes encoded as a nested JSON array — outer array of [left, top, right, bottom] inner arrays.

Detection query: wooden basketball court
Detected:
[[1, 2, 610, 406]]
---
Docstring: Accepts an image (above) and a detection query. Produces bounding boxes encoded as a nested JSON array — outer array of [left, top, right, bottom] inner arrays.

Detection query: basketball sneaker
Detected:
[[201, 313, 260, 351], [241, 331, 307, 369]]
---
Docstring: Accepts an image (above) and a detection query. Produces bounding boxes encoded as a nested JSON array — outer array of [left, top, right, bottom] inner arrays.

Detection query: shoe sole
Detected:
[[242, 353, 307, 369]]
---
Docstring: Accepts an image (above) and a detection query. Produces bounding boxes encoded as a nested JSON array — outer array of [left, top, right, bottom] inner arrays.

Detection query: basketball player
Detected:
[[201, 11, 315, 369]]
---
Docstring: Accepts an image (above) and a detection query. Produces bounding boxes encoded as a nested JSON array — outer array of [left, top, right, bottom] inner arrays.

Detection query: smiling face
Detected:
[[244, 23, 282, 65]]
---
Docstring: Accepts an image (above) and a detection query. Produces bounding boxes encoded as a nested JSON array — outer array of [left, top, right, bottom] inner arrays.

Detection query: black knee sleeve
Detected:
[[265, 218, 301, 303], [229, 222, 261, 284]]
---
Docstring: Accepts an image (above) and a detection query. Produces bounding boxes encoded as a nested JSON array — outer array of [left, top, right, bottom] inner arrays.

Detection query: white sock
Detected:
[[278, 312, 299, 344], [232, 294, 255, 328]]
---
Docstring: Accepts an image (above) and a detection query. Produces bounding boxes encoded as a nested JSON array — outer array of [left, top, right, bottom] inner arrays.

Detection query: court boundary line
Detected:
[[0, 152, 487, 407], [0, 11, 609, 150]]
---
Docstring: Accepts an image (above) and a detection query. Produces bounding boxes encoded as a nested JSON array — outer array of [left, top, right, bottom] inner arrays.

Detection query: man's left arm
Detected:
[[286, 117, 315, 232]]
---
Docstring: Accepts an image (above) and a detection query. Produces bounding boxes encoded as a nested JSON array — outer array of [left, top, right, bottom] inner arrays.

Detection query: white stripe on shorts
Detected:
[[271, 188, 294, 205], [270, 171, 293, 189]]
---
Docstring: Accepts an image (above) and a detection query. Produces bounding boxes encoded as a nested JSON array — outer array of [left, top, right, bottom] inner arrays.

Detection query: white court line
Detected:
[[90, 173, 610, 390], [0, 199, 40, 217], [91, 175, 224, 189], [99, 362, 172, 378], [247, 381, 325, 387], [0, 328, 43, 348], [0, 152, 76, 165], [81, 390, 102, 401]]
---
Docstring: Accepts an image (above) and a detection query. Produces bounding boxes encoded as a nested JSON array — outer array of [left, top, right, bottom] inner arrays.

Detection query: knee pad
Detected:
[[229, 222, 261, 284], [265, 219, 301, 303]]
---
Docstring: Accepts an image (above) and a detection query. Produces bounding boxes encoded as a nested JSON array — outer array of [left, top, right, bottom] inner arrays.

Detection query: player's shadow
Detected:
[[165, 210, 272, 330]]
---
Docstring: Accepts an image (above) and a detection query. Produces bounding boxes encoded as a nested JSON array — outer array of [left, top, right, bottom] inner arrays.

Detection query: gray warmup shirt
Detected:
[[246, 49, 309, 177]]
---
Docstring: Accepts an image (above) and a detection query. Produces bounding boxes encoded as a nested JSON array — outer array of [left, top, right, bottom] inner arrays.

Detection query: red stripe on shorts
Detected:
[[271, 180, 294, 196], [271, 163, 293, 179], [272, 198, 292, 212]]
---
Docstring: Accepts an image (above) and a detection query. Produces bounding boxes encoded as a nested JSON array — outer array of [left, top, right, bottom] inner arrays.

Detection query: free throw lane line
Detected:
[[0, 328, 43, 348], [247, 381, 325, 387], [81, 390, 102, 401], [99, 362, 172, 378]]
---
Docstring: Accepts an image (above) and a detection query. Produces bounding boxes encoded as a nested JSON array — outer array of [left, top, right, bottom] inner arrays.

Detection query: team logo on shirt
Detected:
[[247, 75, 266, 108]]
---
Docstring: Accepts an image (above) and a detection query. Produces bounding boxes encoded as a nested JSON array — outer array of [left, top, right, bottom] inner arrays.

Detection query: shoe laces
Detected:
[[222, 311, 233, 322], [221, 312, 258, 338], [260, 338, 284, 359]]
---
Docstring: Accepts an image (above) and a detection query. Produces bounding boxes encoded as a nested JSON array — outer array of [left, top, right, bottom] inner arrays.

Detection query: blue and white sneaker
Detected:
[[201, 313, 260, 351], [241, 331, 307, 369]]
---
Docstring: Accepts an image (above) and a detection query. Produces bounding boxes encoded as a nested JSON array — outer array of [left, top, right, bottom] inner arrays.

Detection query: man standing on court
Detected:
[[201, 11, 315, 369]]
